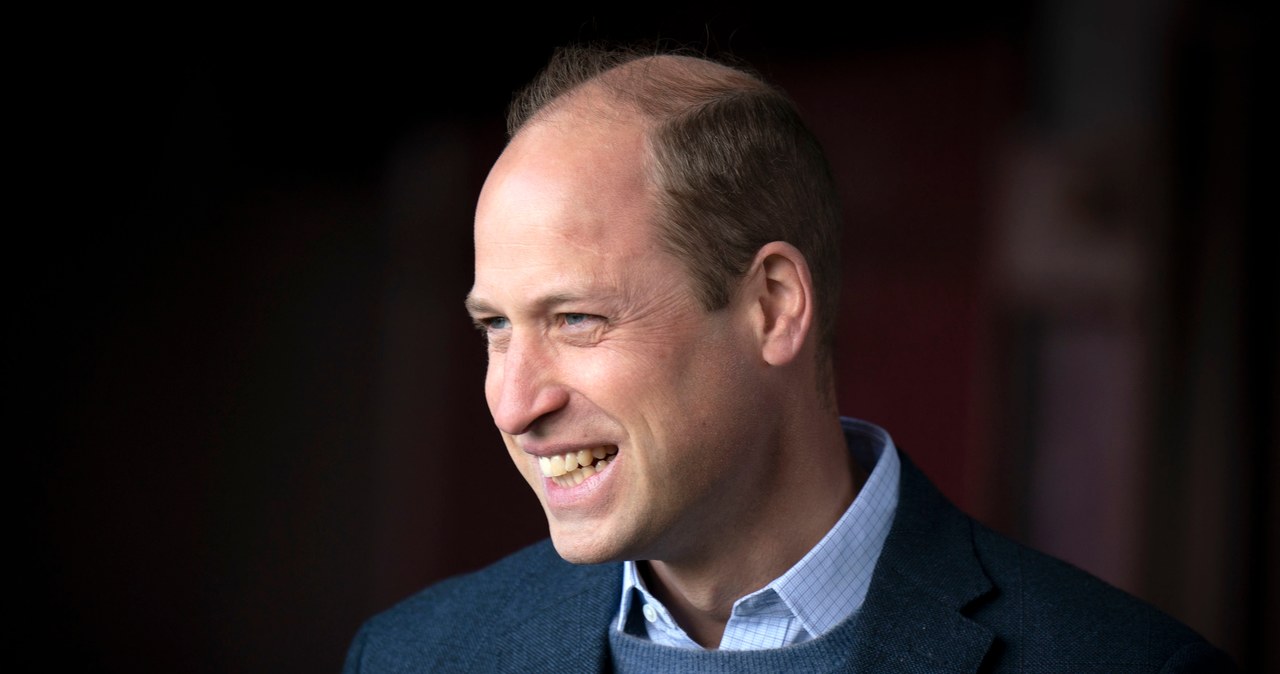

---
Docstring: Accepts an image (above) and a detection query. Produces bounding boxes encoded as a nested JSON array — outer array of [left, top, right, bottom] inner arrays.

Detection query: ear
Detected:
[[743, 241, 815, 367]]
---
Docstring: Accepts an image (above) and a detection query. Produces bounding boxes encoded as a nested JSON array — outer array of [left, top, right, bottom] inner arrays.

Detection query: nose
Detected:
[[487, 331, 570, 436]]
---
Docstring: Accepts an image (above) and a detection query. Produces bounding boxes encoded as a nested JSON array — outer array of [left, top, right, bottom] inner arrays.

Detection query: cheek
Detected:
[[663, 341, 760, 434]]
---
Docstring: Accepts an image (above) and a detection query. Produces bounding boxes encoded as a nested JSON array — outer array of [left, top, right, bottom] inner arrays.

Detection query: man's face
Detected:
[[468, 104, 774, 565]]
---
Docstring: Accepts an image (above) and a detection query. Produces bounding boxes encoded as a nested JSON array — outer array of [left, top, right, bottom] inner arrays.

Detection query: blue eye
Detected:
[[563, 313, 590, 326], [484, 316, 510, 331]]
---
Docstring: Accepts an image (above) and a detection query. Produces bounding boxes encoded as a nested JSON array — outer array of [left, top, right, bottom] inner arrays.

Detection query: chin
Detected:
[[548, 527, 628, 565]]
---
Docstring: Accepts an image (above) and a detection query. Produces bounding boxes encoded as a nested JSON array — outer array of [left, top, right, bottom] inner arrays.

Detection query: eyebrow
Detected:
[[463, 294, 495, 317]]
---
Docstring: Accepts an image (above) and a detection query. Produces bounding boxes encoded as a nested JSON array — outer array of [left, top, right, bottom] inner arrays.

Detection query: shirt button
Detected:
[[642, 604, 658, 623]]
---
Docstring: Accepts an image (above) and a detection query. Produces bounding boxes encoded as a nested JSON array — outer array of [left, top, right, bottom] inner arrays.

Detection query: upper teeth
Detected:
[[539, 446, 617, 479]]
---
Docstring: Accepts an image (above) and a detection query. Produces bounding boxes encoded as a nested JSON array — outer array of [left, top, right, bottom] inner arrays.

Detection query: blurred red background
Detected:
[[22, 3, 1271, 671]]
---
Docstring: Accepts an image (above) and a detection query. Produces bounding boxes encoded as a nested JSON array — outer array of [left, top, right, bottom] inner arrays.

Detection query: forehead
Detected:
[[481, 100, 653, 226], [472, 102, 669, 298]]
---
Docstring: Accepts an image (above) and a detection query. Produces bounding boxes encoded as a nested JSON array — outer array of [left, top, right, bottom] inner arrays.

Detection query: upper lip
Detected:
[[519, 441, 616, 457]]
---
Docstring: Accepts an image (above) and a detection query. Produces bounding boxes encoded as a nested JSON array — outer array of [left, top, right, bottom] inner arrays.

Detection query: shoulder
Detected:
[[968, 522, 1236, 672], [878, 452, 1237, 672], [368, 539, 571, 629], [343, 540, 620, 673]]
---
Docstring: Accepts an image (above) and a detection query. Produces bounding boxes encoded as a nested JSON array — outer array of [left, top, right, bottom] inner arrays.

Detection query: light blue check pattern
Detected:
[[617, 417, 901, 650]]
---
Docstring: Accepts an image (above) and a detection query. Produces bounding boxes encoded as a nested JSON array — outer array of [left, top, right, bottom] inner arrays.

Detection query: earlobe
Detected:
[[748, 242, 814, 366]]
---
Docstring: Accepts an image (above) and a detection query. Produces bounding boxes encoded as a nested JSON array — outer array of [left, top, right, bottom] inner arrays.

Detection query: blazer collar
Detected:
[[846, 450, 995, 672]]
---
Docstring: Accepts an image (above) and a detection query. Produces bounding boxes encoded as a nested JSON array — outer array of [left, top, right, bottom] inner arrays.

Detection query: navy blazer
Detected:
[[344, 452, 1236, 672]]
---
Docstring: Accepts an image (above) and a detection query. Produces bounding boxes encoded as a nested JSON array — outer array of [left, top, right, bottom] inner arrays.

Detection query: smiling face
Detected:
[[467, 100, 777, 565]]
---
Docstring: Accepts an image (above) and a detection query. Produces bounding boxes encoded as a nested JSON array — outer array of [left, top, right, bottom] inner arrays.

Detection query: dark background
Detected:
[[22, 3, 1271, 671]]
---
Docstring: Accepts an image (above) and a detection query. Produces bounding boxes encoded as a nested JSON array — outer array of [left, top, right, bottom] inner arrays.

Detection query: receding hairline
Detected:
[[512, 52, 774, 136]]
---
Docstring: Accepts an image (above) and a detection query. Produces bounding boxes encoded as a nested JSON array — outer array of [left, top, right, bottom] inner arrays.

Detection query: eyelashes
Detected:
[[561, 313, 604, 329]]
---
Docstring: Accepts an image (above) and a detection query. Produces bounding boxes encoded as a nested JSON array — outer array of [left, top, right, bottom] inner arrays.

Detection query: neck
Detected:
[[640, 414, 863, 648]]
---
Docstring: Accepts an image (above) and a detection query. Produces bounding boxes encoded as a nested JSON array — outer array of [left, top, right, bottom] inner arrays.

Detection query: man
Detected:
[[344, 46, 1235, 672]]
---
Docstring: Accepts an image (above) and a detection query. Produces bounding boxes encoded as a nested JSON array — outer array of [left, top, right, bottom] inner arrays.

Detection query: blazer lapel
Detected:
[[846, 451, 995, 673]]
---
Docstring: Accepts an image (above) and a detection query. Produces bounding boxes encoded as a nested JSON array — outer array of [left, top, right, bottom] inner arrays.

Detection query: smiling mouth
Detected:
[[539, 446, 618, 487]]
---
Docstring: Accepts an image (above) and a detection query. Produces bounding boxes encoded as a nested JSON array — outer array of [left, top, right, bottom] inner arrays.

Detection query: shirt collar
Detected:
[[616, 417, 901, 648]]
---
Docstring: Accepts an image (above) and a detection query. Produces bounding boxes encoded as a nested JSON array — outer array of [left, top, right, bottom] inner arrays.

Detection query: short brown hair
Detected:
[[508, 45, 843, 382]]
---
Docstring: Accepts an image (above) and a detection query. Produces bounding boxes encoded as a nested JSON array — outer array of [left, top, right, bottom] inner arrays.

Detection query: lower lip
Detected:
[[543, 453, 617, 510]]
